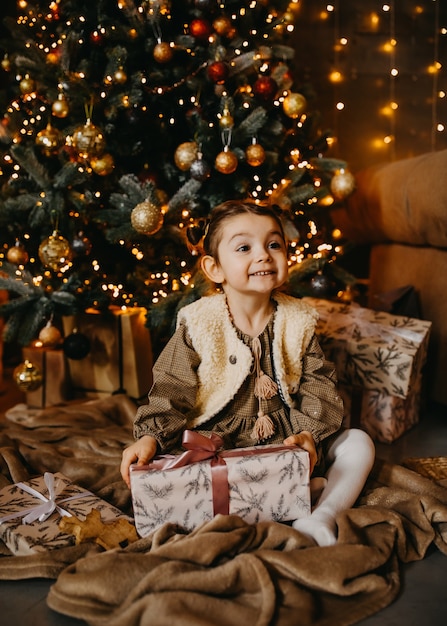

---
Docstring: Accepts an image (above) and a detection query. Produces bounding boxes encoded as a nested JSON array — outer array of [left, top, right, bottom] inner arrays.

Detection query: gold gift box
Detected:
[[22, 345, 72, 408], [62, 307, 153, 400]]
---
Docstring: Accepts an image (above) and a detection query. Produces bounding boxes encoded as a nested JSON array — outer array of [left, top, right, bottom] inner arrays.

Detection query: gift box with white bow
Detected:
[[0, 472, 131, 556], [130, 431, 311, 536]]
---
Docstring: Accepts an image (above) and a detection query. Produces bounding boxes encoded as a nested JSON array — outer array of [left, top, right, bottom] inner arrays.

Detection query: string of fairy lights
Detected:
[[321, 0, 446, 161]]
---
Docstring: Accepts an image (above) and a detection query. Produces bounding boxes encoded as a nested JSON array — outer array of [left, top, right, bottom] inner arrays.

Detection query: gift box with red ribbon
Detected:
[[0, 472, 132, 556], [130, 431, 311, 536]]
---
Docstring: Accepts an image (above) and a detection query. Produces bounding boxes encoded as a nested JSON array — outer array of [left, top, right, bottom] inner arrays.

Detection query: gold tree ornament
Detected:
[[283, 92, 307, 119], [38, 231, 72, 271], [213, 15, 233, 37], [51, 91, 70, 118], [131, 200, 164, 235], [19, 74, 36, 95], [245, 140, 266, 167], [14, 360, 43, 392], [1, 54, 11, 71], [38, 321, 62, 347], [218, 108, 234, 129], [330, 170, 356, 200], [6, 240, 29, 265], [215, 147, 238, 174], [35, 123, 64, 156], [113, 67, 127, 84], [90, 153, 114, 176], [153, 41, 173, 63], [174, 141, 198, 171], [71, 119, 106, 159]]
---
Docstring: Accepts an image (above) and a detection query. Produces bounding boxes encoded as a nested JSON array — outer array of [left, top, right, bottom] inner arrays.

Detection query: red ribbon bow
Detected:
[[140, 431, 230, 515], [134, 431, 302, 518]]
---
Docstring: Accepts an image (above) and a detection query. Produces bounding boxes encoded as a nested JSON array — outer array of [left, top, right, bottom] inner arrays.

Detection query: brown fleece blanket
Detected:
[[0, 395, 447, 626]]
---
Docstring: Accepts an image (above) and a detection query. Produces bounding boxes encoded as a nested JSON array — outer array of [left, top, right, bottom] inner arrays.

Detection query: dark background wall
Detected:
[[292, 0, 447, 172]]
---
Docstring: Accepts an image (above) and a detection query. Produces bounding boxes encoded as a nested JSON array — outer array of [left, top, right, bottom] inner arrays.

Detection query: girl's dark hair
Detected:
[[202, 200, 286, 259]]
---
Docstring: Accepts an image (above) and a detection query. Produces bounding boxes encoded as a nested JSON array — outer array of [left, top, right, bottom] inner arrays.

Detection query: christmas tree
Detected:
[[0, 0, 356, 355]]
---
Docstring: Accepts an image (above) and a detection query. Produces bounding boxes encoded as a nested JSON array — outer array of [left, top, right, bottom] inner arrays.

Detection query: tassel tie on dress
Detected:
[[250, 336, 278, 441]]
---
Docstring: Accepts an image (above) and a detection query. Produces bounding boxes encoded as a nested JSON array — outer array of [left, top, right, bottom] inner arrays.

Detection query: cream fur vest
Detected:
[[176, 292, 318, 428]]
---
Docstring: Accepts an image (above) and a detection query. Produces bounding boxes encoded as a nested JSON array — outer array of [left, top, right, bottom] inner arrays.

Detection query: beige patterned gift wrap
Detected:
[[0, 472, 133, 556], [303, 297, 432, 442], [338, 383, 422, 444], [130, 431, 310, 536]]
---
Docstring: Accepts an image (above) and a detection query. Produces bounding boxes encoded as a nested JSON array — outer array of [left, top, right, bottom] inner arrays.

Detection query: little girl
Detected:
[[121, 200, 375, 546]]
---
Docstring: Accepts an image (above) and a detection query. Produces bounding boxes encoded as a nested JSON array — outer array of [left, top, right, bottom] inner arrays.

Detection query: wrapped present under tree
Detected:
[[0, 288, 7, 392], [303, 298, 432, 443], [21, 345, 72, 409], [62, 306, 152, 400], [0, 472, 133, 556], [130, 431, 310, 536]]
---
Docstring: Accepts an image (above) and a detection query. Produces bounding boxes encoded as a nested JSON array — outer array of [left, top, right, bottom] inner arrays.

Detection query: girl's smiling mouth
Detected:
[[251, 270, 275, 276]]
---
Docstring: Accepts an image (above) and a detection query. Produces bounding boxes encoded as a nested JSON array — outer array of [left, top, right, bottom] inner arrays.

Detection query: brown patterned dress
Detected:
[[134, 314, 344, 476]]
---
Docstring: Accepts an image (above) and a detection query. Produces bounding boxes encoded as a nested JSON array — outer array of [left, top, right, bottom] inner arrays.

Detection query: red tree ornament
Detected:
[[190, 19, 212, 41], [253, 76, 278, 102], [207, 61, 229, 84]]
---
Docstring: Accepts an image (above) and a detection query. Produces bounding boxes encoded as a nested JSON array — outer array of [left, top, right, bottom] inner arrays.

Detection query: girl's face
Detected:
[[202, 212, 288, 299]]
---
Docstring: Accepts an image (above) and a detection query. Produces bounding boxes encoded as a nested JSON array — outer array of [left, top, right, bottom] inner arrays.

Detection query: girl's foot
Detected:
[[292, 510, 337, 546]]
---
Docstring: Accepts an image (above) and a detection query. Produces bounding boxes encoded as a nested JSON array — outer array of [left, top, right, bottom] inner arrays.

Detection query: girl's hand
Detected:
[[283, 430, 317, 474], [120, 435, 158, 488]]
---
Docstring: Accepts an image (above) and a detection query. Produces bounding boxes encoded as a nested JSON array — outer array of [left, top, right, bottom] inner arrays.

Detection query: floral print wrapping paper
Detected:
[[0, 472, 132, 556], [130, 445, 310, 536], [303, 298, 432, 442]]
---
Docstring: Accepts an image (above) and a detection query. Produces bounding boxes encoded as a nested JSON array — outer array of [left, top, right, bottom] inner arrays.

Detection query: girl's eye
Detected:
[[236, 244, 250, 252], [269, 241, 283, 249]]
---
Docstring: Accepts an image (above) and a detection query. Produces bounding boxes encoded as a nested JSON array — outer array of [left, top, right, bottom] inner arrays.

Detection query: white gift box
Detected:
[[130, 431, 310, 536]]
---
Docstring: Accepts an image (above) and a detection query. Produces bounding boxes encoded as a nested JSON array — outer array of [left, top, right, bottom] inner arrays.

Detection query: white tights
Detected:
[[293, 428, 375, 546]]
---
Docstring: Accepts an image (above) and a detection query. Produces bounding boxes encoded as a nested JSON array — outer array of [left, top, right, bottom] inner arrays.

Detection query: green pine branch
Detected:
[[168, 179, 203, 213], [11, 145, 51, 190], [234, 107, 269, 142], [0, 262, 80, 345]]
